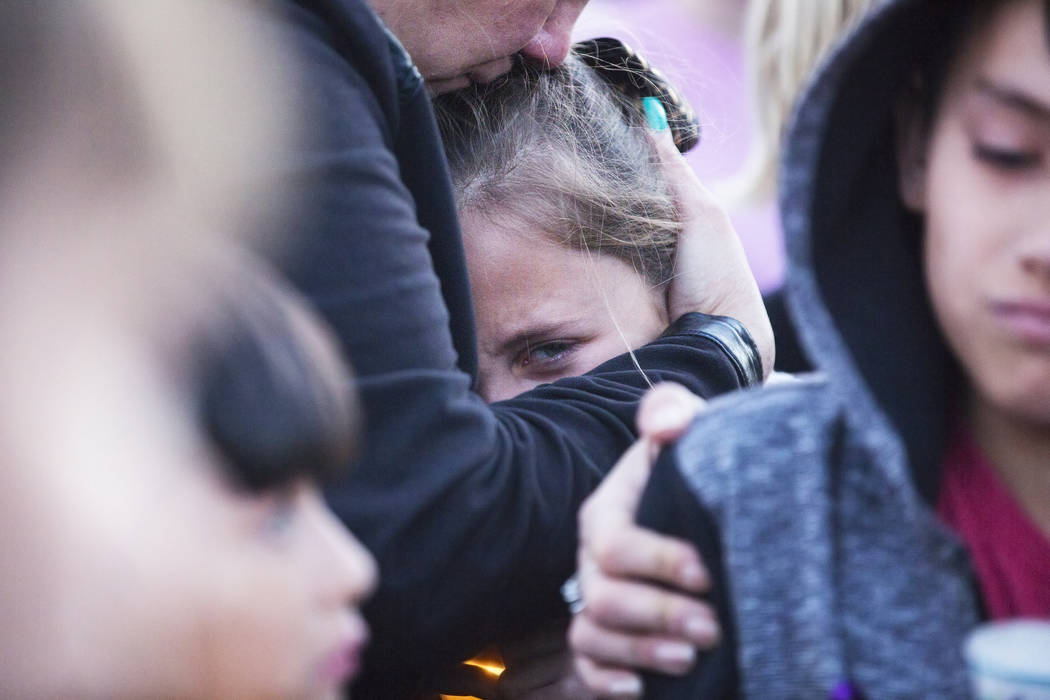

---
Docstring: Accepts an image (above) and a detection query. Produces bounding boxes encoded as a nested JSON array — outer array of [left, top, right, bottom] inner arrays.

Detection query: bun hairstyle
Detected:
[[434, 41, 700, 290]]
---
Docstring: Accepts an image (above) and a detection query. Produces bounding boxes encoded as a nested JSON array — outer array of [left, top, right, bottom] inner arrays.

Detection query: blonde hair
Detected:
[[727, 0, 878, 204], [434, 55, 680, 289]]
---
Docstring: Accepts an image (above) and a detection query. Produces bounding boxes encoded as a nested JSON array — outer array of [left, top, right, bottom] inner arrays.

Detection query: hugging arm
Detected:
[[272, 0, 759, 680], [570, 385, 739, 699]]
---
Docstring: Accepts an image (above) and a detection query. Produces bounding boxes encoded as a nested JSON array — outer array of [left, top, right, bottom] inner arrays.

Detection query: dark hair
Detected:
[[197, 265, 358, 493], [919, 0, 1050, 127], [434, 54, 680, 288]]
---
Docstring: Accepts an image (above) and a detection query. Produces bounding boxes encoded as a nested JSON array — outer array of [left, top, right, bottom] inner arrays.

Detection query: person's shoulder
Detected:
[[675, 373, 843, 465], [707, 371, 837, 425], [669, 373, 845, 507], [278, 0, 394, 82]]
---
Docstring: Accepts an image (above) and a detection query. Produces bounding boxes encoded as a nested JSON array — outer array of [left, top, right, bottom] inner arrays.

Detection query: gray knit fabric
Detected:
[[669, 0, 991, 696], [675, 380, 979, 698]]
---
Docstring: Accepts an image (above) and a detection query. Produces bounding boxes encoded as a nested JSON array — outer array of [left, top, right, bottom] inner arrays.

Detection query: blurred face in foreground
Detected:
[[0, 2, 376, 697], [0, 270, 377, 699], [901, 0, 1050, 424]]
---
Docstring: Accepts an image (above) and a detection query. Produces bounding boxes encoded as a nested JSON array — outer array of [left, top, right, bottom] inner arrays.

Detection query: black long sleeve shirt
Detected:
[[270, 0, 760, 680]]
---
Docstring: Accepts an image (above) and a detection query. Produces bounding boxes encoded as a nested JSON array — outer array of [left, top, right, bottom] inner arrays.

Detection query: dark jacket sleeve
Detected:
[[272, 0, 759, 675]]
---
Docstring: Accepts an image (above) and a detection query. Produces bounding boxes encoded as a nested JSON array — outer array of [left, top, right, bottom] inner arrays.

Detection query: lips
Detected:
[[319, 618, 369, 687], [319, 639, 363, 686], [991, 300, 1050, 345]]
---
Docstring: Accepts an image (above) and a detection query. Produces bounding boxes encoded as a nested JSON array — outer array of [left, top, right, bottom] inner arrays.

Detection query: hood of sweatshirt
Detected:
[[780, 0, 966, 500]]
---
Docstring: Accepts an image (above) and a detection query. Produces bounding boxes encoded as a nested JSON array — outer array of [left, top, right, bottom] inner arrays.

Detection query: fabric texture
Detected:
[[639, 0, 995, 697], [266, 0, 762, 689], [937, 428, 1050, 620]]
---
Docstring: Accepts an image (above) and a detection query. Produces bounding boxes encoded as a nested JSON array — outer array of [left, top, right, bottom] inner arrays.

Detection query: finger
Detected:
[[581, 521, 709, 593], [644, 113, 724, 221], [636, 382, 706, 443], [578, 438, 655, 540], [569, 613, 699, 676], [577, 574, 719, 645], [573, 654, 643, 700]]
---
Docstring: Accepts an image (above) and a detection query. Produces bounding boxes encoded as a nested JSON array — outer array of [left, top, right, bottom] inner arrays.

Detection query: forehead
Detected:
[[461, 208, 648, 342], [953, 0, 1050, 88]]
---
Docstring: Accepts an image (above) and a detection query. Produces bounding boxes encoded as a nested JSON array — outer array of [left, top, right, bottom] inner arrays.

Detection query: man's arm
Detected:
[[272, 0, 757, 673], [571, 385, 735, 699]]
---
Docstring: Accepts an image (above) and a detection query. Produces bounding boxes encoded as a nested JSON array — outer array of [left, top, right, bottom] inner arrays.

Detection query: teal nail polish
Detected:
[[643, 97, 668, 131]]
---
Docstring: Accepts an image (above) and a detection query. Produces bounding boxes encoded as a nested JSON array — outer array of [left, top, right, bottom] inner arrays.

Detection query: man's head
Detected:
[[370, 0, 587, 94]]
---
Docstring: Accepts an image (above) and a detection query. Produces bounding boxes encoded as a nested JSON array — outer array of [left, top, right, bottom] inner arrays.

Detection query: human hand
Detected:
[[645, 100, 775, 378], [569, 383, 718, 699]]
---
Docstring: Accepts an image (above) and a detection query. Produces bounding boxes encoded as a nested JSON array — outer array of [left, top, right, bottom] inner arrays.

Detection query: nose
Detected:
[[1019, 233, 1050, 285], [313, 500, 378, 607], [519, 0, 588, 69]]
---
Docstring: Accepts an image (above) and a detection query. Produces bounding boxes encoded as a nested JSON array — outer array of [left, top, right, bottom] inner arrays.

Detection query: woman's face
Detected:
[[0, 268, 376, 699], [462, 207, 669, 402], [903, 0, 1050, 423]]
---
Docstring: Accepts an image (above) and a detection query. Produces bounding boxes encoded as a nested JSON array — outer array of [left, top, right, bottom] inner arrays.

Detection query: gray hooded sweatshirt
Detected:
[[643, 0, 991, 697]]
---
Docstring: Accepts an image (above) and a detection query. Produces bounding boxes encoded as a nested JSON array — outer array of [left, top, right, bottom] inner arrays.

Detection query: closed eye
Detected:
[[972, 143, 1042, 171]]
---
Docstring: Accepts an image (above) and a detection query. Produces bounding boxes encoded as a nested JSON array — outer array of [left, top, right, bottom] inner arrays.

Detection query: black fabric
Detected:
[[636, 444, 739, 699], [763, 288, 812, 374], [264, 0, 759, 686]]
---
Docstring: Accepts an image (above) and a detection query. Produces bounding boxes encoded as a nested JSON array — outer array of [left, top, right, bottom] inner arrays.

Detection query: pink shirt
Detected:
[[937, 428, 1050, 619]]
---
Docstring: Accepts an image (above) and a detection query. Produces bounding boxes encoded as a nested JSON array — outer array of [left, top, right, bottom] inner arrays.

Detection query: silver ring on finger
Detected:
[[560, 573, 586, 615]]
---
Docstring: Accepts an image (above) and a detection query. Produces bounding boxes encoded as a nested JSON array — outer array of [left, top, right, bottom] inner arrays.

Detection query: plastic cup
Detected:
[[964, 620, 1050, 700]]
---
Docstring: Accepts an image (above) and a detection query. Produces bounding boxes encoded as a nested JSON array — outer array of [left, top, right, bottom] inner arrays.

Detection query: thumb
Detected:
[[643, 96, 723, 223]]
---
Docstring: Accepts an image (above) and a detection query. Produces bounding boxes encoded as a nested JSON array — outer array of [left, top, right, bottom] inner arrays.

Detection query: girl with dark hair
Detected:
[[569, 0, 1050, 697]]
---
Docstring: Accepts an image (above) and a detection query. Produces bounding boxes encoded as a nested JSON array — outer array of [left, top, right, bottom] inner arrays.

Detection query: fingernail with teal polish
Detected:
[[643, 96, 668, 131]]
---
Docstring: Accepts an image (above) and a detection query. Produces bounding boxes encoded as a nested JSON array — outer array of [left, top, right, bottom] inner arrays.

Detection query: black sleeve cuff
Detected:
[[660, 313, 762, 388]]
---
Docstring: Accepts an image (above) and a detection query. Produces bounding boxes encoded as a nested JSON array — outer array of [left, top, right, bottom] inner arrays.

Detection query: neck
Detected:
[[968, 391, 1050, 540]]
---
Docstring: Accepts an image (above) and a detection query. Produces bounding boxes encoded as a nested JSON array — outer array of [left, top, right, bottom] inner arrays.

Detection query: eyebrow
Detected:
[[494, 321, 580, 357], [974, 78, 1050, 124]]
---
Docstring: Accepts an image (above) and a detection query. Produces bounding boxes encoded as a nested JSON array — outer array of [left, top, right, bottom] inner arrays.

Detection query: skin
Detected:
[[0, 250, 378, 699], [0, 4, 377, 695], [369, 0, 588, 94], [900, 0, 1050, 537], [461, 207, 668, 403], [572, 1, 1050, 696]]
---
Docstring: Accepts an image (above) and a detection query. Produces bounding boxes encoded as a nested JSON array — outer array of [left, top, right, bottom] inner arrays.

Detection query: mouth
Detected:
[[991, 300, 1050, 346], [427, 56, 515, 95], [318, 622, 369, 686]]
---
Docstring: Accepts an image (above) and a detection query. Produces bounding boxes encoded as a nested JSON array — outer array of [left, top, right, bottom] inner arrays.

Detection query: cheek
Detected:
[[128, 490, 324, 698], [192, 563, 316, 698]]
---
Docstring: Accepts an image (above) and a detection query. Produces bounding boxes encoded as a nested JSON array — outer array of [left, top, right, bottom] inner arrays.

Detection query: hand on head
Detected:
[[646, 115, 776, 378], [570, 383, 717, 699]]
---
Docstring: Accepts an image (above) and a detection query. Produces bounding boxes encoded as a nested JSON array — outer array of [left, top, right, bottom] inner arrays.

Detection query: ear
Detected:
[[894, 86, 929, 213]]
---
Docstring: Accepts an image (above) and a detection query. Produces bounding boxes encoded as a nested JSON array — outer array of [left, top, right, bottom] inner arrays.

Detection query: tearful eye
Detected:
[[972, 143, 1042, 171], [516, 340, 577, 371]]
